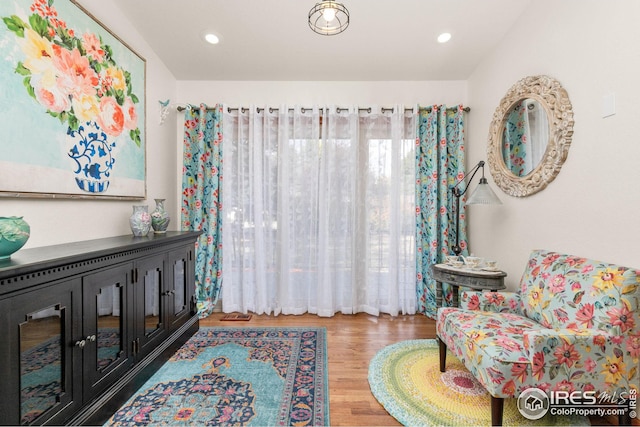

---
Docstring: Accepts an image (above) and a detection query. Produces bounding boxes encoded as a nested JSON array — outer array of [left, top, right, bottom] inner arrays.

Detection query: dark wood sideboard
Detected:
[[0, 231, 201, 426]]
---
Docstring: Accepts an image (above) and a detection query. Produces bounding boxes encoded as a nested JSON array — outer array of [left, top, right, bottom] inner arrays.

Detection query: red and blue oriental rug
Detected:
[[106, 327, 328, 426]]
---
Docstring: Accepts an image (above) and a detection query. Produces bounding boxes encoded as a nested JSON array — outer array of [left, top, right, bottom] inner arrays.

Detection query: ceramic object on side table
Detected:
[[130, 205, 151, 237], [151, 198, 170, 233], [0, 216, 30, 259], [445, 255, 459, 265], [462, 256, 483, 269], [483, 260, 498, 269]]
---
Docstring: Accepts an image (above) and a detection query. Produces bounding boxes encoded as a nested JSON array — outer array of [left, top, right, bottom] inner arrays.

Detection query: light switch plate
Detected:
[[602, 92, 616, 118]]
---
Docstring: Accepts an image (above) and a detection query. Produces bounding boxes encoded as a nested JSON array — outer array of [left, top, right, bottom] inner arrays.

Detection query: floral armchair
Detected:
[[436, 250, 639, 426]]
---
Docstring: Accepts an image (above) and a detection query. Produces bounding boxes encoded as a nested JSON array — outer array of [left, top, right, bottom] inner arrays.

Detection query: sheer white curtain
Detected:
[[525, 99, 546, 170], [222, 105, 416, 316]]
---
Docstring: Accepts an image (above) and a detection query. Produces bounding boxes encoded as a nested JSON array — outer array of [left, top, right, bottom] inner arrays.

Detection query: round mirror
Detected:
[[487, 75, 574, 197]]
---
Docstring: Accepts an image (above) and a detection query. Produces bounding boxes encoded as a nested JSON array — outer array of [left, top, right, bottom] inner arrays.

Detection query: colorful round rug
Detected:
[[368, 339, 589, 426]]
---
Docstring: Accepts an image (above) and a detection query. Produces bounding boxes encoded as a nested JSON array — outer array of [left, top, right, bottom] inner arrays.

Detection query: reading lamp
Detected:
[[451, 160, 502, 256]]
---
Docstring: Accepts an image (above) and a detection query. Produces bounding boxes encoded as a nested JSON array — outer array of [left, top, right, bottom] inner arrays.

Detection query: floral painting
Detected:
[[0, 0, 146, 199]]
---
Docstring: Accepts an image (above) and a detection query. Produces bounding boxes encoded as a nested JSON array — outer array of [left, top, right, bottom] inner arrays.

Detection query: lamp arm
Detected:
[[452, 160, 485, 197], [451, 160, 485, 256], [452, 192, 462, 255]]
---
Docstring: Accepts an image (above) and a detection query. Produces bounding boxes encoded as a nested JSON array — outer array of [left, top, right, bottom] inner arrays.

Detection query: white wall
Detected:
[[2, 1, 179, 248], [176, 80, 467, 109], [467, 0, 640, 289]]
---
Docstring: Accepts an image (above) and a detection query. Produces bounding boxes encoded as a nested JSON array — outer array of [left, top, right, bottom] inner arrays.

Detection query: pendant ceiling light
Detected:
[[308, 1, 349, 36]]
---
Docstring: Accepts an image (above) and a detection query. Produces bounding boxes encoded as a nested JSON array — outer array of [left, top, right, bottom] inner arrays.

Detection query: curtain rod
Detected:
[[176, 105, 470, 113]]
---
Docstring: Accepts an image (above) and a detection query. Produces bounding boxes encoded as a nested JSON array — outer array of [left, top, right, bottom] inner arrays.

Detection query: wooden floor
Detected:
[[200, 312, 626, 427], [201, 312, 435, 426]]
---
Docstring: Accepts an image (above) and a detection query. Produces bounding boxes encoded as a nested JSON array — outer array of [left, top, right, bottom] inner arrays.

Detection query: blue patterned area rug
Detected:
[[106, 327, 329, 426]]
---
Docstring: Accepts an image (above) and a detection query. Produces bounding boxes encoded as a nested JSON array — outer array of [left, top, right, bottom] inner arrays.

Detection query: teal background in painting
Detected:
[[0, 0, 145, 181]]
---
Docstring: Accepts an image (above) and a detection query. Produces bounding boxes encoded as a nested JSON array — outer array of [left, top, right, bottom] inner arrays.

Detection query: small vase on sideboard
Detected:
[[129, 205, 151, 236], [151, 199, 170, 233]]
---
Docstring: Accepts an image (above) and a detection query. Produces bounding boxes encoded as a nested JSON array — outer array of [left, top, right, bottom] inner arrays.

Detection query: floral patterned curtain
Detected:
[[502, 100, 527, 176], [415, 105, 467, 318], [181, 103, 223, 317]]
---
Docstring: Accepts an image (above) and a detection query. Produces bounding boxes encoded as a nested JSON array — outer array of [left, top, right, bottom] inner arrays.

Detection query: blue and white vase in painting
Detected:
[[130, 205, 151, 237], [151, 199, 170, 233], [67, 121, 116, 193]]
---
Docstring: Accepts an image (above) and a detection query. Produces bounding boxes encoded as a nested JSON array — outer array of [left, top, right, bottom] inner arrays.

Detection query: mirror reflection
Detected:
[[144, 268, 161, 335], [174, 259, 185, 315], [97, 284, 122, 369], [502, 99, 549, 177], [20, 305, 63, 424]]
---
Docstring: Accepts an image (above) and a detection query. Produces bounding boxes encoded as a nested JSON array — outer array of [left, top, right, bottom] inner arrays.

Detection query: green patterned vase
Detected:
[[0, 216, 30, 259], [151, 198, 170, 233]]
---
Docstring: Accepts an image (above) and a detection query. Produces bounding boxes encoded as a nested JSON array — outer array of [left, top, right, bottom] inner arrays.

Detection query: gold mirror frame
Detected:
[[487, 75, 574, 197]]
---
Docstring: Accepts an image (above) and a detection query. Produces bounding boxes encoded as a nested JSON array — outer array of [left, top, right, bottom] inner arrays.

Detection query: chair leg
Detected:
[[438, 337, 446, 372], [618, 401, 631, 426], [491, 396, 503, 426]]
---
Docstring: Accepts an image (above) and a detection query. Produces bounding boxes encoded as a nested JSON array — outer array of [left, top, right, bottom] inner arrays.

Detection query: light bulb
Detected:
[[204, 33, 219, 44], [437, 33, 452, 43], [322, 6, 336, 22]]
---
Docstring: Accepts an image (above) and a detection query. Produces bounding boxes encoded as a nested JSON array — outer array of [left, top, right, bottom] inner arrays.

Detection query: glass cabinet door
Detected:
[[173, 256, 186, 315], [166, 246, 194, 329], [134, 254, 166, 359], [0, 279, 81, 426], [82, 264, 132, 399], [20, 305, 64, 424], [143, 264, 162, 335]]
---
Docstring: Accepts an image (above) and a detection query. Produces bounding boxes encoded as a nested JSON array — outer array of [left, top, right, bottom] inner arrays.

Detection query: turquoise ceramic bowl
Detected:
[[0, 216, 30, 259]]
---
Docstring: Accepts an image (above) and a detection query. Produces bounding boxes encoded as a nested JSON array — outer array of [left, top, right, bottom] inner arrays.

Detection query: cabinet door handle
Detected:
[[86, 335, 96, 342], [75, 339, 86, 348]]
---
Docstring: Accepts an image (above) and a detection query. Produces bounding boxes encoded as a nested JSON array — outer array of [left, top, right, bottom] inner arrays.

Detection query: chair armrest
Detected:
[[524, 328, 618, 353], [459, 290, 521, 313], [523, 328, 637, 391]]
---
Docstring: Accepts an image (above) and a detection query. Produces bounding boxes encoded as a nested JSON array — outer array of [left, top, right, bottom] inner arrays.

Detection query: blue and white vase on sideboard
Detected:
[[129, 205, 151, 237]]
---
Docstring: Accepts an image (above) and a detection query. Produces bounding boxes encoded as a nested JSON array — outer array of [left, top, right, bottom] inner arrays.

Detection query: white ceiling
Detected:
[[108, 0, 531, 81]]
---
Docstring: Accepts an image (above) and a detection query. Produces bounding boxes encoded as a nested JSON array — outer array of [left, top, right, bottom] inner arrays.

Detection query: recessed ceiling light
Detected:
[[204, 33, 220, 45], [437, 32, 452, 43]]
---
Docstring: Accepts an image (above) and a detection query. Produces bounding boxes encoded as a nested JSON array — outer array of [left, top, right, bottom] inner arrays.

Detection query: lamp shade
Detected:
[[466, 177, 502, 205], [308, 1, 350, 35]]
